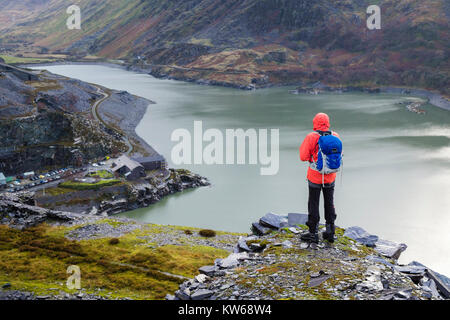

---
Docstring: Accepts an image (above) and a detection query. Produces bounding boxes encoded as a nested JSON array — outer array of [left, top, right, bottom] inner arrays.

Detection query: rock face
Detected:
[[170, 213, 450, 300], [0, 66, 131, 175], [0, 192, 90, 229]]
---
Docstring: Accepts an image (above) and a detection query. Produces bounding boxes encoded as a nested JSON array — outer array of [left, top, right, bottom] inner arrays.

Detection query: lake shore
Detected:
[[22, 61, 450, 112]]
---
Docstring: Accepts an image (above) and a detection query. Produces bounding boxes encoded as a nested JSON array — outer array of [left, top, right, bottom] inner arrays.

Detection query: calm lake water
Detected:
[[34, 64, 450, 275]]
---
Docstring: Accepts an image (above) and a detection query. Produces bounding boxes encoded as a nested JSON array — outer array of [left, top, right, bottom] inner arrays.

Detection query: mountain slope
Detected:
[[0, 63, 131, 174], [0, 0, 449, 94]]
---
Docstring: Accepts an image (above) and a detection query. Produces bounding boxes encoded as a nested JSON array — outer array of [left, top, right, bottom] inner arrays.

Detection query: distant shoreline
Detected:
[[22, 61, 450, 111]]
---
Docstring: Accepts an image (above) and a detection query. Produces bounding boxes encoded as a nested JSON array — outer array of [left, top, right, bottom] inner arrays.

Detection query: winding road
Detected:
[[91, 85, 133, 155]]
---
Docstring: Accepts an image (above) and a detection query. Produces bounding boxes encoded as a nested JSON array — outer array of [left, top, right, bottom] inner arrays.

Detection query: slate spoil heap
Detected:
[[169, 213, 450, 300]]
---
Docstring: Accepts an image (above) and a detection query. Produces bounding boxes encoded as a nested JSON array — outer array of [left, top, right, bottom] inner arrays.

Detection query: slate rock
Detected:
[[299, 242, 309, 249], [191, 289, 214, 300], [198, 265, 217, 277], [238, 237, 251, 252], [195, 274, 208, 283], [308, 275, 331, 287], [2, 283, 11, 289], [343, 226, 378, 247], [219, 283, 234, 290], [366, 255, 395, 268], [394, 289, 412, 300], [421, 278, 440, 298], [374, 239, 407, 259], [287, 213, 308, 227], [190, 283, 200, 290], [426, 269, 450, 299], [218, 252, 249, 269], [395, 264, 426, 275], [259, 213, 288, 229], [248, 242, 265, 252], [175, 289, 190, 300], [251, 222, 272, 236], [310, 270, 325, 278], [356, 279, 383, 292], [282, 240, 293, 248]]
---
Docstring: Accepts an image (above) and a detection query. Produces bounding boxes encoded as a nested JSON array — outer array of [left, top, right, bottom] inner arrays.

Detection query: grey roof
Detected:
[[112, 155, 143, 172], [133, 154, 166, 163]]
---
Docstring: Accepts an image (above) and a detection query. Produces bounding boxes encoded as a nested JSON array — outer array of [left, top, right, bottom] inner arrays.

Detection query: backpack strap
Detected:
[[315, 130, 332, 136]]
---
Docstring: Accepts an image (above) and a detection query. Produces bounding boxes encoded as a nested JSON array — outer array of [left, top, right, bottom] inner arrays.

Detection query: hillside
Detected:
[[0, 0, 448, 95], [0, 196, 448, 300], [0, 62, 151, 175]]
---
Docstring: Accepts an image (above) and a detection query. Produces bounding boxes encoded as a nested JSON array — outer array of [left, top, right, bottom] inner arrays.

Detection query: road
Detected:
[[91, 84, 133, 155]]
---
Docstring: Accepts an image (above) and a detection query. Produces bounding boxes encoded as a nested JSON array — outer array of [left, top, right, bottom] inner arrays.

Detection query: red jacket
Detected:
[[300, 113, 340, 184]]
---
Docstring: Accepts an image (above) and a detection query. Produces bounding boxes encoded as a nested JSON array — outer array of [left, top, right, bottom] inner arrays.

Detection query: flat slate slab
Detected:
[[259, 213, 288, 229], [191, 289, 214, 300], [251, 222, 272, 235], [344, 226, 379, 247], [395, 264, 426, 275], [217, 252, 249, 269], [198, 265, 217, 277], [374, 239, 407, 260], [287, 213, 308, 227], [427, 269, 450, 299], [308, 274, 331, 287]]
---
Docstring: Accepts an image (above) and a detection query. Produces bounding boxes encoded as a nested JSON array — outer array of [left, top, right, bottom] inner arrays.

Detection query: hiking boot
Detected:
[[322, 223, 336, 243], [301, 222, 319, 243], [300, 232, 319, 244]]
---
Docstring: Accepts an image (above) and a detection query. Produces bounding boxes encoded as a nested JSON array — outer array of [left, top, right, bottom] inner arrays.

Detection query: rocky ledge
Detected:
[[0, 287, 111, 301], [93, 169, 210, 216], [169, 213, 450, 301], [0, 192, 95, 229]]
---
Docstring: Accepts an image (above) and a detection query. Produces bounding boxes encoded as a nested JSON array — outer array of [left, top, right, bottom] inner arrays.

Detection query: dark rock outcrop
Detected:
[[0, 192, 89, 229]]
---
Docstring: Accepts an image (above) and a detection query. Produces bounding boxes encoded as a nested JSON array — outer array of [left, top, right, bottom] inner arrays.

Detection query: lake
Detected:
[[34, 64, 450, 275]]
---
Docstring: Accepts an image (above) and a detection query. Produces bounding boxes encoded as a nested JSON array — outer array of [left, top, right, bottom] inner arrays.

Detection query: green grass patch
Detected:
[[41, 187, 74, 196], [0, 224, 229, 300], [87, 170, 114, 179], [0, 55, 54, 64], [59, 179, 121, 190]]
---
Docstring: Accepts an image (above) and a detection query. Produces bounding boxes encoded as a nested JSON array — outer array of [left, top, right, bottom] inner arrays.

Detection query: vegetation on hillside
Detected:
[[0, 0, 448, 94], [0, 222, 230, 299]]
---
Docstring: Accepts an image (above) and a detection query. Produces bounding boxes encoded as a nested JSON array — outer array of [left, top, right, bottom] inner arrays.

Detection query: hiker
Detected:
[[299, 113, 342, 244]]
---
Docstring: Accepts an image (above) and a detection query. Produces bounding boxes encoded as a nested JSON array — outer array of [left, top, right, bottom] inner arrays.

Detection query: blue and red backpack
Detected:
[[310, 130, 343, 175]]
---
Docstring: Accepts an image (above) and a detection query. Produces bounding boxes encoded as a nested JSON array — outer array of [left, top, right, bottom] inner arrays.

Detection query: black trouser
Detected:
[[306, 181, 337, 232]]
